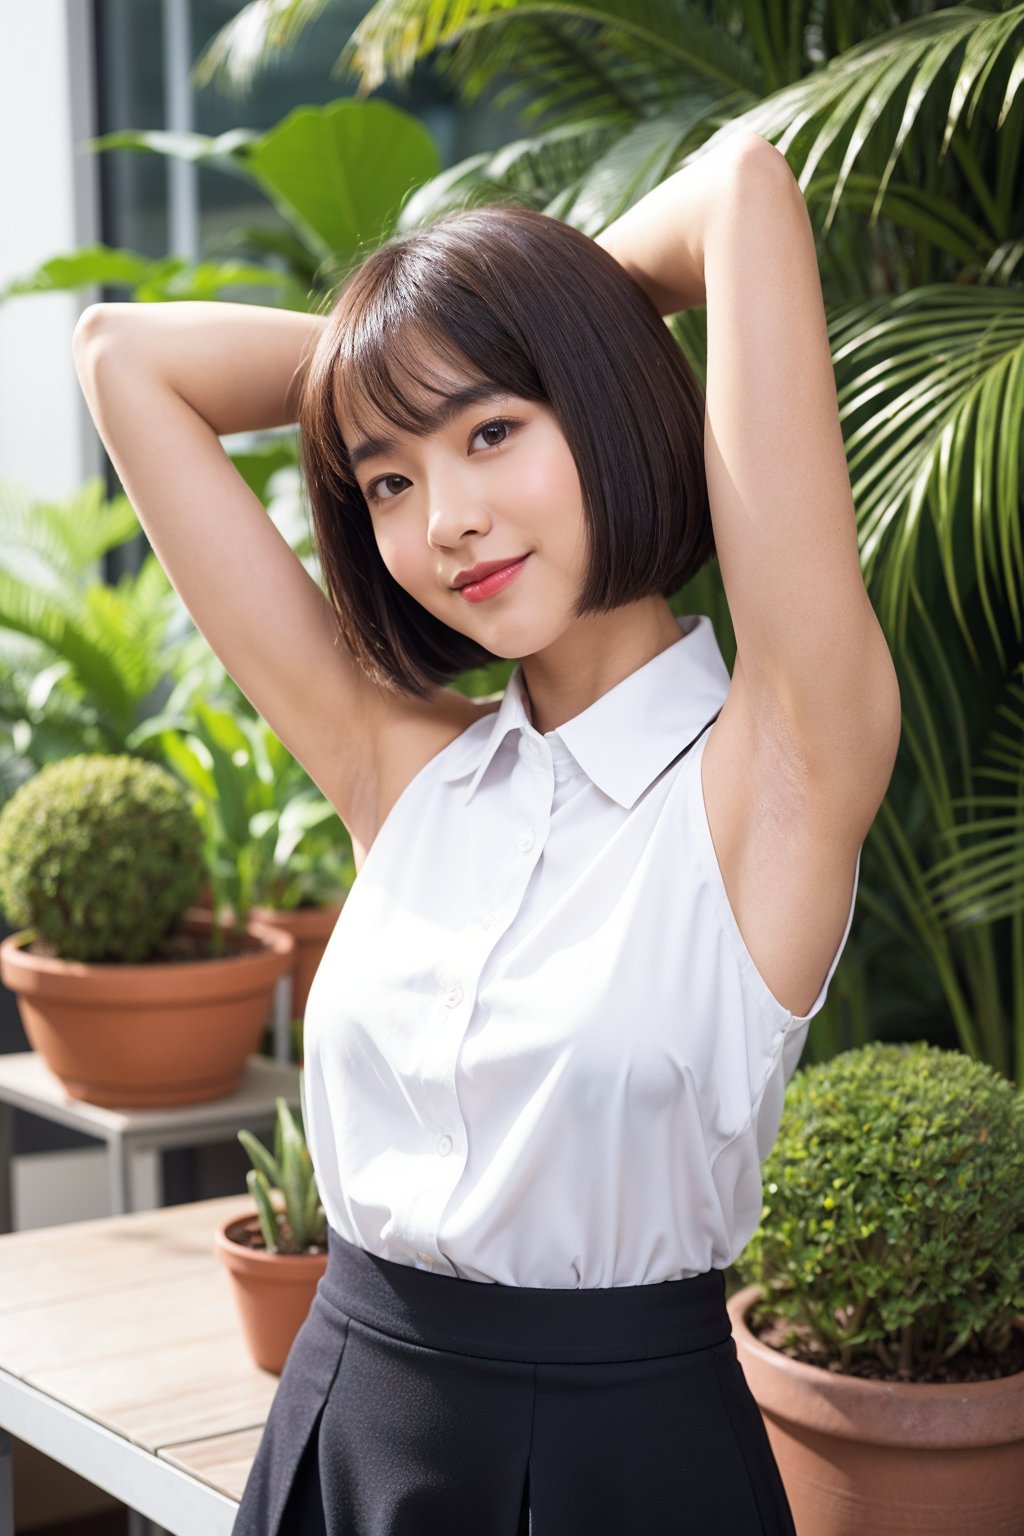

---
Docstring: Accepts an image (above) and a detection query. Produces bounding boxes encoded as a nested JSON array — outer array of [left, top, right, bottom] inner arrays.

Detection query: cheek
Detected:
[[518, 447, 584, 539], [375, 526, 426, 589]]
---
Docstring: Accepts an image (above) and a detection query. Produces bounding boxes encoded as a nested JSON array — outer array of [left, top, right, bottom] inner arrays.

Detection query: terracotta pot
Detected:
[[0, 908, 295, 1108], [247, 901, 343, 1022], [215, 1208, 328, 1374], [728, 1283, 1024, 1535]]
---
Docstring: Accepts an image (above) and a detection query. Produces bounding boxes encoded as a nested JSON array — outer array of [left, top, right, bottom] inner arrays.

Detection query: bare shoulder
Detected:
[[348, 685, 501, 873], [698, 654, 890, 1018]]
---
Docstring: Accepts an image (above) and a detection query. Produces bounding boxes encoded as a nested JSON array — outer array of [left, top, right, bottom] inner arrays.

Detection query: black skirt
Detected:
[[232, 1225, 796, 1535]]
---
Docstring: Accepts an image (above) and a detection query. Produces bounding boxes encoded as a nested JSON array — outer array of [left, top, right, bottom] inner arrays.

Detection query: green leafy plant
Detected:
[[0, 472, 289, 803], [0, 99, 441, 309], [0, 478, 181, 796], [237, 1093, 326, 1254], [127, 699, 353, 933], [0, 754, 206, 963], [733, 1042, 1024, 1379]]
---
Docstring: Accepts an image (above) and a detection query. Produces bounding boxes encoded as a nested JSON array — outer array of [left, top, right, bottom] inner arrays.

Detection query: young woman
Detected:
[[73, 127, 900, 1535]]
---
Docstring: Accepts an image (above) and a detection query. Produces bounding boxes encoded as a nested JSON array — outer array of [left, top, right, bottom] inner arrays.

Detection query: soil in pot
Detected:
[[22, 924, 260, 964], [746, 1299, 1024, 1385], [227, 1213, 327, 1259]]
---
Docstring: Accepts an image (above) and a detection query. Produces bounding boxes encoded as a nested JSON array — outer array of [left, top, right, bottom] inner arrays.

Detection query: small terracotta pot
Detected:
[[728, 1283, 1024, 1535], [246, 901, 343, 1022], [215, 1208, 328, 1375], [0, 908, 295, 1108]]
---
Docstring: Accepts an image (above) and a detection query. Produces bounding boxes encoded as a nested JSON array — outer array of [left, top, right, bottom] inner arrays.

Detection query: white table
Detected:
[[0, 1195, 290, 1535], [0, 1050, 302, 1231]]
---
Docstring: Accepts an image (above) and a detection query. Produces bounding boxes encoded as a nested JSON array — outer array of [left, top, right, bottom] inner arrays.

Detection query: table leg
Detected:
[[0, 1105, 13, 1235], [108, 1133, 129, 1215], [0, 1427, 12, 1536], [128, 1512, 173, 1536], [272, 972, 294, 1063]]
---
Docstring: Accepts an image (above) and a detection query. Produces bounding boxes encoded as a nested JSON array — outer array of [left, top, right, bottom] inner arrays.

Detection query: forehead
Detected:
[[331, 319, 488, 444], [344, 384, 520, 477]]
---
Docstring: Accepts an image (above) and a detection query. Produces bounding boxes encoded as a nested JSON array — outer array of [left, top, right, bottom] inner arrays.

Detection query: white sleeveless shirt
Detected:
[[301, 612, 861, 1287]]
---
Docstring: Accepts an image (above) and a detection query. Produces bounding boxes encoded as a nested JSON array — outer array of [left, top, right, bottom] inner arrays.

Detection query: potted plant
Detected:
[[0, 753, 294, 1106], [130, 699, 353, 1057], [215, 1091, 328, 1374], [727, 1041, 1024, 1534]]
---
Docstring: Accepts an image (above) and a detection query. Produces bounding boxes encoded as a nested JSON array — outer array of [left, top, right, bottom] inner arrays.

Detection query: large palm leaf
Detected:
[[830, 285, 1023, 661], [723, 4, 1024, 234], [195, 0, 760, 108], [861, 603, 1024, 1081]]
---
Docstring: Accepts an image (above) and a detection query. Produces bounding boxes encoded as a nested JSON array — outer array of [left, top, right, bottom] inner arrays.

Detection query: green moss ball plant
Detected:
[[733, 1041, 1024, 1381], [0, 754, 206, 963]]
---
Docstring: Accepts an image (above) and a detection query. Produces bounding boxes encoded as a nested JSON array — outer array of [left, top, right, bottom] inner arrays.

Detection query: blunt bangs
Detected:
[[297, 203, 715, 699]]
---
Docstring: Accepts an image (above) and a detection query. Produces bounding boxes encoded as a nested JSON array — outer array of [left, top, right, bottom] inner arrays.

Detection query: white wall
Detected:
[[0, 0, 103, 502]]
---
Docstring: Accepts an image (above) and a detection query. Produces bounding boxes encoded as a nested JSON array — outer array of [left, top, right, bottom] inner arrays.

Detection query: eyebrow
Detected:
[[346, 385, 513, 474]]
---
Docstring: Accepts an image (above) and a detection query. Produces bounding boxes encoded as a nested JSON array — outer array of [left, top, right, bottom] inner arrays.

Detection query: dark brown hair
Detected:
[[297, 202, 714, 699]]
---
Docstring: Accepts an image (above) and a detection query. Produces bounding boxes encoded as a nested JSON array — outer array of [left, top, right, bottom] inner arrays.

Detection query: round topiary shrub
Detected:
[[0, 754, 206, 963], [733, 1041, 1024, 1379]]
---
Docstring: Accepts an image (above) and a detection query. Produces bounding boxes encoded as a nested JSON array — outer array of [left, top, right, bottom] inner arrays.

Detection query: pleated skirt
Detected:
[[231, 1225, 797, 1535]]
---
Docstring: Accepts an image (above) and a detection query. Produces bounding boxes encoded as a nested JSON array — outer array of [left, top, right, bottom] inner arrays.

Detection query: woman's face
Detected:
[[336, 372, 589, 661]]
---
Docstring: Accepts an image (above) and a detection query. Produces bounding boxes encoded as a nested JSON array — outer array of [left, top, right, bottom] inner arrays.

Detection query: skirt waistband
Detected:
[[318, 1228, 734, 1364]]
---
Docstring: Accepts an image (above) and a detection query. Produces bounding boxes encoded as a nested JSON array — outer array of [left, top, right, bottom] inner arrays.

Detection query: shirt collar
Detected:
[[436, 613, 731, 810]]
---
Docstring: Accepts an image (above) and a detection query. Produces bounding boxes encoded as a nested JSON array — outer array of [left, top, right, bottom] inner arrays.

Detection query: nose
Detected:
[[426, 476, 492, 549]]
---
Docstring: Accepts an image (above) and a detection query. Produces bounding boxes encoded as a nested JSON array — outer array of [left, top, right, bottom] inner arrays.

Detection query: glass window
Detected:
[[94, 0, 528, 261]]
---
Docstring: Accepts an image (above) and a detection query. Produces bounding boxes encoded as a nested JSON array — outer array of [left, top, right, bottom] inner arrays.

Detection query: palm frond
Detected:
[[192, 0, 336, 96], [0, 569, 137, 726], [0, 480, 140, 587], [81, 557, 178, 705], [926, 669, 1024, 927], [396, 117, 623, 228], [427, 9, 732, 129], [830, 285, 1024, 662], [808, 170, 997, 270], [340, 0, 760, 102], [557, 99, 723, 233], [709, 4, 1024, 234]]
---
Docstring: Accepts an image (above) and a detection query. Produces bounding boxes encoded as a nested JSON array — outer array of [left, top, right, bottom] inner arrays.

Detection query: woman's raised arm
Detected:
[[595, 132, 900, 842], [73, 299, 325, 435], [71, 300, 410, 856]]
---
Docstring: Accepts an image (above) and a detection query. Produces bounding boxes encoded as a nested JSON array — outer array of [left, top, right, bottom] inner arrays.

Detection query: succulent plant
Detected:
[[237, 1091, 326, 1255]]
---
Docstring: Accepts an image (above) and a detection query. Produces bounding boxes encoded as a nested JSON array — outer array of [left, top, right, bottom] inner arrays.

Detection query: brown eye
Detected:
[[366, 474, 409, 504], [474, 421, 511, 448]]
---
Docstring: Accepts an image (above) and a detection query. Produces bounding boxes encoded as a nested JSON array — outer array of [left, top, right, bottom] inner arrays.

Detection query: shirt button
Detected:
[[482, 909, 501, 928], [444, 985, 463, 1008], [772, 1028, 786, 1050], [438, 1134, 453, 1156], [521, 736, 539, 757], [517, 829, 535, 853], [416, 1250, 434, 1268]]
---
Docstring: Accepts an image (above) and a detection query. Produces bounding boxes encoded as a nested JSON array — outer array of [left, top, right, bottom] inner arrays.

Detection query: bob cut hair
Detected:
[[297, 201, 715, 699]]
